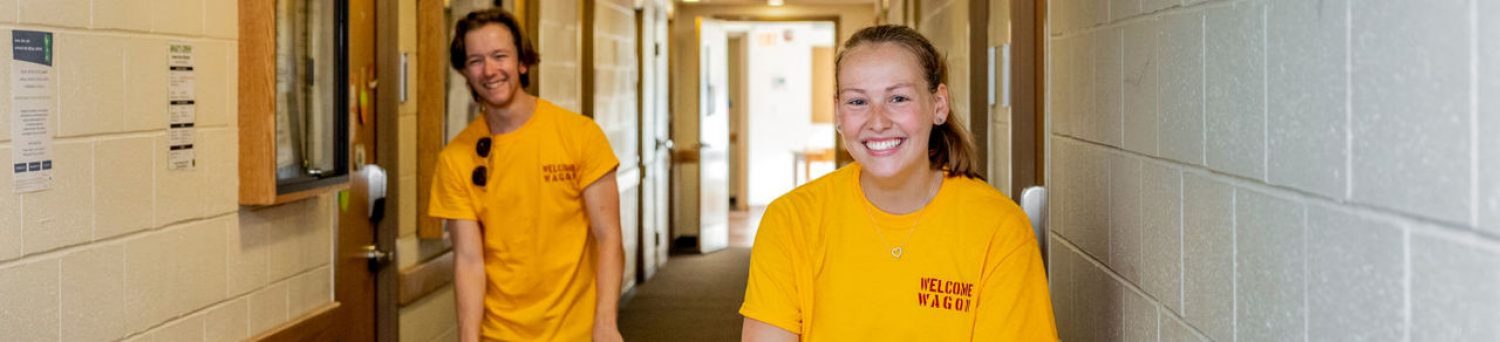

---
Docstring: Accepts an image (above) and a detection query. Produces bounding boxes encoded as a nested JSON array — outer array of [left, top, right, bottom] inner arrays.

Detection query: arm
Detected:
[[739, 202, 803, 341], [971, 215, 1058, 340], [582, 171, 625, 342], [449, 219, 487, 342], [742, 317, 798, 342]]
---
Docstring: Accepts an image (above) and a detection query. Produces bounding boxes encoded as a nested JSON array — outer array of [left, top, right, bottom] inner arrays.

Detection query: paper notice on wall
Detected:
[[10, 30, 55, 193], [168, 42, 196, 170]]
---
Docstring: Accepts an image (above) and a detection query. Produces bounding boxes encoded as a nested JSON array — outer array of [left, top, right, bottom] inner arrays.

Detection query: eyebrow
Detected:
[[467, 47, 514, 58], [839, 82, 915, 94], [885, 82, 915, 92]]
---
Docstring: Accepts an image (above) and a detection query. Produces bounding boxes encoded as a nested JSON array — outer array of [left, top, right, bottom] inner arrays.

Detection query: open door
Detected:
[[696, 18, 731, 254], [335, 0, 389, 339], [636, 0, 672, 281]]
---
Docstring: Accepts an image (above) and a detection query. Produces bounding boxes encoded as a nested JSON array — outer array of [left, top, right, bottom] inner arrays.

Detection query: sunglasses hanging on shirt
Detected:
[[472, 137, 492, 187]]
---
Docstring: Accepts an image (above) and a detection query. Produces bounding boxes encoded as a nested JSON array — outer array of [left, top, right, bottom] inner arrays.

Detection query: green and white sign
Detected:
[[10, 30, 54, 193]]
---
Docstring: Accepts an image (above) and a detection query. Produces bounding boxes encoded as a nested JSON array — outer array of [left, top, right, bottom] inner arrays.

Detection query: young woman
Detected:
[[739, 25, 1057, 341], [429, 8, 624, 342]]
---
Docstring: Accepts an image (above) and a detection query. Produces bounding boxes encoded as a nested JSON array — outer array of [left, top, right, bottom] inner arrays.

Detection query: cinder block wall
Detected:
[[592, 0, 643, 292], [0, 0, 335, 340], [395, 0, 458, 340], [1048, 0, 1500, 340], [539, 0, 583, 113]]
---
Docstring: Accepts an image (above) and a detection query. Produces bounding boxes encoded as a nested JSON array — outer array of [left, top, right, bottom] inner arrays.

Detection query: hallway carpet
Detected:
[[619, 248, 752, 341]]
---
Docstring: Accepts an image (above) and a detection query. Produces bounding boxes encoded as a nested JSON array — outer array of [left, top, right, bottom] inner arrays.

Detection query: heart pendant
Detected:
[[891, 247, 903, 259]]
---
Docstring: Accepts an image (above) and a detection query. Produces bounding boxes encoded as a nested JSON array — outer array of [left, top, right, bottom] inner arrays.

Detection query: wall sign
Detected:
[[168, 42, 196, 170], [10, 30, 55, 193]]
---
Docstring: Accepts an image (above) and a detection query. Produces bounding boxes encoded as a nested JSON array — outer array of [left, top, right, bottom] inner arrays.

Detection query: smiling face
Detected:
[[461, 24, 529, 108], [835, 42, 950, 180]]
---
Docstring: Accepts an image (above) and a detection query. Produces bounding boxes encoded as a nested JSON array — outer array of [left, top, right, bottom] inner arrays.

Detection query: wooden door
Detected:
[[255, 0, 384, 339], [335, 0, 383, 339]]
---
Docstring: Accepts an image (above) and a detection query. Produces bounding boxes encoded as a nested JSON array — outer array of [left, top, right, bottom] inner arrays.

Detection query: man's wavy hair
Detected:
[[448, 8, 540, 87]]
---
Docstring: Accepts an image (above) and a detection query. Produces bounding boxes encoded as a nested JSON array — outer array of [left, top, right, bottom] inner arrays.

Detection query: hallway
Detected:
[[618, 208, 764, 341], [4, 0, 1500, 340]]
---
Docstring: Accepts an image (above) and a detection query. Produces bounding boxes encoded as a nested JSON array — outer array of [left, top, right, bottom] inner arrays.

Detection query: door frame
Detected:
[[702, 15, 843, 171], [1009, 0, 1047, 195], [632, 0, 675, 284], [670, 14, 841, 253], [372, 0, 403, 338]]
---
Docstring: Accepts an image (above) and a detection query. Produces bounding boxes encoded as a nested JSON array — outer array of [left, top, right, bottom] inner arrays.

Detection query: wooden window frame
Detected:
[[239, 0, 353, 206]]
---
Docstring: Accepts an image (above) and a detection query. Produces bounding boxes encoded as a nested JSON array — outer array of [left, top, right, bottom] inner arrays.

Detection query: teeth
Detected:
[[865, 139, 901, 151]]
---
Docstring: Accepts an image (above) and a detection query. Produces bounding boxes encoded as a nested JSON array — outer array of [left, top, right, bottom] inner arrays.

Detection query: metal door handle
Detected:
[[364, 245, 392, 270]]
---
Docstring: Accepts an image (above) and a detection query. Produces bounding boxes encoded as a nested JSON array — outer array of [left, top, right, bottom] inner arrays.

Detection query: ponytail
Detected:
[[930, 112, 984, 180]]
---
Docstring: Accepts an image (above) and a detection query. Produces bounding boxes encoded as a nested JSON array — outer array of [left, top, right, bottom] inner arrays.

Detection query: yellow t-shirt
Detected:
[[428, 99, 619, 341], [740, 163, 1058, 341]]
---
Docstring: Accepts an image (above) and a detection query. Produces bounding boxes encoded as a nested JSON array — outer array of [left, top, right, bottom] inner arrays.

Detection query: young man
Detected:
[[429, 8, 624, 342]]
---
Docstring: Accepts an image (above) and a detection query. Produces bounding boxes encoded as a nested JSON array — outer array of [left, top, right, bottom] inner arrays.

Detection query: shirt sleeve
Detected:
[[428, 151, 478, 221], [971, 211, 1059, 341], [738, 201, 804, 334], [574, 120, 620, 189]]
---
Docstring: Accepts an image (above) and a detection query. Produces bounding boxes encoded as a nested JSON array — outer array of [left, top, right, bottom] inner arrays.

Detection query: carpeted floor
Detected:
[[618, 248, 752, 341]]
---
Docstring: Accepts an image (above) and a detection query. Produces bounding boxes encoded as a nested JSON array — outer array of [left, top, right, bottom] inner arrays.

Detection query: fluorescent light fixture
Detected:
[[768, 0, 784, 6]]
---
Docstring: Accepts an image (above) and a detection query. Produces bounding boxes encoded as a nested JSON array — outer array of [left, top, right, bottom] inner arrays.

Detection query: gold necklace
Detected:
[[859, 176, 941, 260], [862, 205, 923, 259]]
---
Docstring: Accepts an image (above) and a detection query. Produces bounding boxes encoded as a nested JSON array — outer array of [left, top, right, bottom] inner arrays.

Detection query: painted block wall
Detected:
[[592, 0, 644, 293], [0, 0, 335, 340], [394, 0, 458, 340], [1048, 0, 1500, 340], [539, 0, 583, 113]]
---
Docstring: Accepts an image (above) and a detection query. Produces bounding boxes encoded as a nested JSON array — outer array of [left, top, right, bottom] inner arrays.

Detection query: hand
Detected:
[[592, 325, 624, 342]]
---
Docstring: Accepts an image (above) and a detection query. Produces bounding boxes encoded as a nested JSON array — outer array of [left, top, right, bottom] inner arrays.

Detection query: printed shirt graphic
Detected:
[[740, 164, 1058, 341], [428, 99, 619, 341]]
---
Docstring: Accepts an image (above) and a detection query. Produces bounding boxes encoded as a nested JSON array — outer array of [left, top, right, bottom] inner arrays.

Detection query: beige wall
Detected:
[[539, 0, 584, 112], [592, 0, 645, 292], [1050, 0, 1500, 340], [395, 0, 458, 340], [918, 0, 969, 132], [0, 0, 335, 340], [395, 0, 455, 273], [400, 286, 458, 342]]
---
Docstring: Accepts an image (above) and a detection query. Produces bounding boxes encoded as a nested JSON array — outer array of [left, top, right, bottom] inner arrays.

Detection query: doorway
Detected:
[[683, 18, 841, 253], [720, 21, 838, 245]]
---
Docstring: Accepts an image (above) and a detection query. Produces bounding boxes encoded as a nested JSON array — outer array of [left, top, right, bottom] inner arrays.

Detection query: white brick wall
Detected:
[[0, 0, 337, 340], [1049, 0, 1500, 340]]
